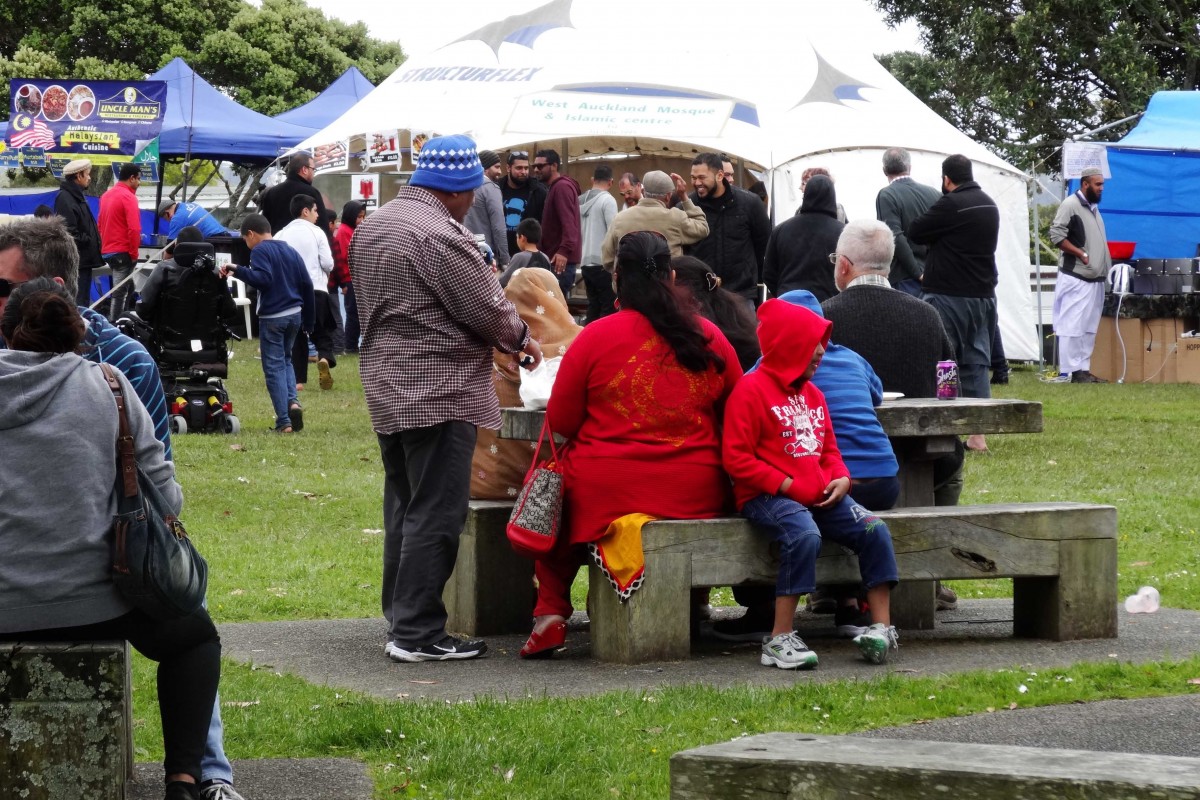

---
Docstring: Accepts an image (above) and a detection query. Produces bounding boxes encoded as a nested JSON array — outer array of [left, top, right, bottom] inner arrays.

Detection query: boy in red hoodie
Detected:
[[723, 299, 900, 668]]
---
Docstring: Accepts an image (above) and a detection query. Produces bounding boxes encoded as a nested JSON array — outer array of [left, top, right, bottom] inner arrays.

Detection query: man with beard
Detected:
[[689, 152, 771, 309], [259, 153, 327, 234], [1049, 167, 1111, 383], [500, 150, 547, 257], [618, 172, 642, 210], [532, 149, 582, 298]]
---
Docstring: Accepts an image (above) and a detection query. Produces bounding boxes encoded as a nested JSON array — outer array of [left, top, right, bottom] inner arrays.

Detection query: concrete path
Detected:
[[217, 600, 1200, 703]]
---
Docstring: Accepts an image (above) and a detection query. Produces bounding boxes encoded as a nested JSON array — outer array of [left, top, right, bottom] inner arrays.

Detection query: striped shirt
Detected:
[[79, 307, 172, 461], [349, 186, 530, 434]]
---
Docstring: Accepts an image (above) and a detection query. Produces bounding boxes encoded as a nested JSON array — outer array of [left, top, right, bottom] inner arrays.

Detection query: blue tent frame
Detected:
[[150, 57, 313, 162], [1098, 91, 1200, 259], [274, 66, 374, 133]]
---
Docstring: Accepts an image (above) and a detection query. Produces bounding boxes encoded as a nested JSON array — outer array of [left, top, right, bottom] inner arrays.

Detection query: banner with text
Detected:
[[505, 92, 733, 138], [6, 79, 167, 167]]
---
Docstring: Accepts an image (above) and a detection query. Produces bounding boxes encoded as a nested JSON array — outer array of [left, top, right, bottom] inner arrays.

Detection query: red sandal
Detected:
[[519, 620, 567, 659]]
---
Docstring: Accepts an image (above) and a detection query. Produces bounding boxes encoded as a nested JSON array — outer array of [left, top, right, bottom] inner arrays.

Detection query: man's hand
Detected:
[[219, 264, 234, 280], [517, 338, 544, 371], [670, 172, 688, 200], [550, 252, 567, 273], [814, 476, 850, 508]]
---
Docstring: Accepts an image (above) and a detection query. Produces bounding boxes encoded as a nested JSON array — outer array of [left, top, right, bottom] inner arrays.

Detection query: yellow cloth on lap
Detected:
[[588, 513, 659, 601]]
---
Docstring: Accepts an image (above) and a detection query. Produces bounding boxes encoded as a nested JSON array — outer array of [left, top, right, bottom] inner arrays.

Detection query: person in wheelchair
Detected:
[[137, 226, 240, 378]]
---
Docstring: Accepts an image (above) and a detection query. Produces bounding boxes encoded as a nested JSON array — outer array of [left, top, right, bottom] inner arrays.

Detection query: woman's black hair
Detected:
[[671, 256, 760, 371], [1, 276, 85, 354], [341, 200, 365, 228], [615, 231, 725, 374]]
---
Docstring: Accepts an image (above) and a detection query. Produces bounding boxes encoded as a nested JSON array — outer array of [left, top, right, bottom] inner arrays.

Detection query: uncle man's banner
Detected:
[[5, 79, 167, 172]]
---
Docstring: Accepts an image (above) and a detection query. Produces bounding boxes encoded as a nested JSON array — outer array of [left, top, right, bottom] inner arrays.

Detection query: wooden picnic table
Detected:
[[499, 397, 1044, 631], [502, 397, 1042, 508]]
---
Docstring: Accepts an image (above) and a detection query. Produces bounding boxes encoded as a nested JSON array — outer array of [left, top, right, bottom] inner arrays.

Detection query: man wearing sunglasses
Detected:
[[499, 150, 547, 257], [532, 149, 582, 298]]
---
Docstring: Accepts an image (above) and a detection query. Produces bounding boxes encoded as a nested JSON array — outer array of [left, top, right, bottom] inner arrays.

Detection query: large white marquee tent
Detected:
[[299, 0, 1038, 359]]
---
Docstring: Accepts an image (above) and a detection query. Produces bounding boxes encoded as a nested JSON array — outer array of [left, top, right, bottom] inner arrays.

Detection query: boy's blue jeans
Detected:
[[259, 313, 301, 430], [742, 493, 899, 597]]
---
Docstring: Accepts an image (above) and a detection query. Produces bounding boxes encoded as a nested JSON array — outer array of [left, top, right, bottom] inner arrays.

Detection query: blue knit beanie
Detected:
[[410, 134, 485, 192]]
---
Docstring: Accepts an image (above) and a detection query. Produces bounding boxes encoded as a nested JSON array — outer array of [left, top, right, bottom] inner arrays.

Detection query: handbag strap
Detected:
[[529, 416, 560, 468], [100, 363, 138, 499]]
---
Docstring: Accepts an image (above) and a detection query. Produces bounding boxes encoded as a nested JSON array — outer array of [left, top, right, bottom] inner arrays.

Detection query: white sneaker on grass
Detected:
[[760, 632, 818, 670], [853, 623, 899, 664]]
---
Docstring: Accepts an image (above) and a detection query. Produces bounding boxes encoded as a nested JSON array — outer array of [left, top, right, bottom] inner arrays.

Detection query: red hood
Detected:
[[755, 298, 831, 389]]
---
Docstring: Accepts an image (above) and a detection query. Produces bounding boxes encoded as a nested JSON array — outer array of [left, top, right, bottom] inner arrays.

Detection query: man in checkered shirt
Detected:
[[350, 134, 543, 663]]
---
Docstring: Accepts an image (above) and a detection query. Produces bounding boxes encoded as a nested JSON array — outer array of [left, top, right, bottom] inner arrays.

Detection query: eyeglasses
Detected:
[[0, 278, 28, 298], [828, 252, 854, 268], [507, 150, 529, 164]]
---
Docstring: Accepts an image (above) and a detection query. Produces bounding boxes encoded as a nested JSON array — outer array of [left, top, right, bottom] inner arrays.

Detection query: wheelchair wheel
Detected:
[[169, 415, 188, 435], [222, 414, 241, 435]]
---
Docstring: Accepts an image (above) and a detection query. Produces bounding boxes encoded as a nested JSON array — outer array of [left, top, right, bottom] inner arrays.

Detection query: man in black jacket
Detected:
[[54, 158, 103, 306], [875, 147, 940, 296], [688, 152, 771, 307], [259, 153, 327, 234]]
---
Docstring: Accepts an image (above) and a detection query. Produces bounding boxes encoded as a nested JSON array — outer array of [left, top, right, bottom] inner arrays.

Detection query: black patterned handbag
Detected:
[[506, 419, 565, 559], [102, 364, 208, 620]]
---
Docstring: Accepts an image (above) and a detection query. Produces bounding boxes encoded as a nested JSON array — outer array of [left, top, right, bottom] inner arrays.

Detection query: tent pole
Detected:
[[1031, 170, 1045, 376], [153, 169, 165, 237]]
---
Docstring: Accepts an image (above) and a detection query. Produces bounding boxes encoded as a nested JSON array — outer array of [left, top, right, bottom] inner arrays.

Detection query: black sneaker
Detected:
[[288, 403, 304, 431], [386, 635, 487, 662], [833, 605, 873, 638], [711, 612, 773, 643], [164, 781, 201, 800]]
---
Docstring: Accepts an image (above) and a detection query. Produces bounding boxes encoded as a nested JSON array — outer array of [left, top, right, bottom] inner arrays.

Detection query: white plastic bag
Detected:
[[519, 356, 562, 410]]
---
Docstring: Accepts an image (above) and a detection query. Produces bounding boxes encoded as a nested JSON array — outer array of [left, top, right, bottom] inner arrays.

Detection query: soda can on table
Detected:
[[936, 360, 959, 400]]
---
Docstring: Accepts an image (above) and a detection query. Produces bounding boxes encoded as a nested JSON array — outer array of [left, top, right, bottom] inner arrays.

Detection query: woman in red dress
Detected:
[[521, 231, 742, 658]]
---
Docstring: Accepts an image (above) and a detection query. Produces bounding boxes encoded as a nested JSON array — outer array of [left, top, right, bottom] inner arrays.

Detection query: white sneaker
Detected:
[[200, 783, 247, 800], [760, 632, 818, 670], [853, 623, 899, 664]]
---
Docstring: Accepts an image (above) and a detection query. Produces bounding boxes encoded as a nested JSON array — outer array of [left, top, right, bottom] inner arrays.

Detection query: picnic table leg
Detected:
[[444, 502, 535, 636], [590, 552, 692, 663], [1013, 537, 1118, 640], [889, 580, 936, 630]]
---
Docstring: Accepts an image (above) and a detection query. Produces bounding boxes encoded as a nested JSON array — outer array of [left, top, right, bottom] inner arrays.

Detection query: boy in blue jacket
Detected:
[[221, 213, 314, 432]]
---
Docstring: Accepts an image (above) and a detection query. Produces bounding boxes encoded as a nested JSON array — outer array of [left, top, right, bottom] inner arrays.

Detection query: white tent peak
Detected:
[[447, 0, 576, 56]]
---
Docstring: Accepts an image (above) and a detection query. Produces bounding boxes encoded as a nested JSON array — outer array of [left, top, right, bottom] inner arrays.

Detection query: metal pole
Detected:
[[1031, 171, 1044, 375]]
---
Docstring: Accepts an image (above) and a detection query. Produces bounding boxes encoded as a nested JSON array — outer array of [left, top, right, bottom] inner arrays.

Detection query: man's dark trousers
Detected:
[[379, 421, 477, 648]]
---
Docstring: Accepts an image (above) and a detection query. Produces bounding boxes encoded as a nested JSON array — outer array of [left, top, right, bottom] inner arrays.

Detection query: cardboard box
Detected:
[[1091, 317, 1143, 383], [1177, 336, 1200, 384], [1142, 317, 1182, 384]]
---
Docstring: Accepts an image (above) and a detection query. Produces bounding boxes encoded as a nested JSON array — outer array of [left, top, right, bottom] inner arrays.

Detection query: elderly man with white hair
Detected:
[[822, 219, 964, 611], [601, 169, 709, 270]]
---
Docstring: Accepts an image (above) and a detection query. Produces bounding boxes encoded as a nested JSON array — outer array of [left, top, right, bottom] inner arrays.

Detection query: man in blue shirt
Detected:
[[158, 199, 231, 239]]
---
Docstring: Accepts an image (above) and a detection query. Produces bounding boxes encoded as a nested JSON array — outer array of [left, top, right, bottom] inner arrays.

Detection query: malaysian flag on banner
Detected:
[[8, 115, 56, 150]]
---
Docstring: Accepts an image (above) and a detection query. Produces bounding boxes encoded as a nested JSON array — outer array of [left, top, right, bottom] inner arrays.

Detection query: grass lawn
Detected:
[[140, 343, 1200, 797]]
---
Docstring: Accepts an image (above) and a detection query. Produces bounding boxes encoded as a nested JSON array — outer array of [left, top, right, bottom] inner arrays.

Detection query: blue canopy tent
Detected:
[[150, 57, 313, 161], [1098, 91, 1200, 259], [274, 67, 375, 133]]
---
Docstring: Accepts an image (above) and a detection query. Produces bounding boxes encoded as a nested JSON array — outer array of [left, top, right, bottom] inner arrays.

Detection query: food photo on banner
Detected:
[[6, 79, 167, 170]]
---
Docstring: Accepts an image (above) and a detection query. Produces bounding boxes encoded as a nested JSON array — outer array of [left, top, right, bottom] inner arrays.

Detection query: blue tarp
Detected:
[[0, 188, 159, 244], [274, 67, 374, 133], [1100, 91, 1200, 259], [150, 57, 313, 161]]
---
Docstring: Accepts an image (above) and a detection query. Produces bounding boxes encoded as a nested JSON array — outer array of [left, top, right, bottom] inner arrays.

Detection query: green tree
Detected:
[[873, 1, 1200, 167]]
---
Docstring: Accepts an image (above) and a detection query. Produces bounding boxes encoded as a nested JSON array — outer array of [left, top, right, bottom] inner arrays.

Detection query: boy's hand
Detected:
[[814, 476, 850, 508], [778, 477, 793, 495]]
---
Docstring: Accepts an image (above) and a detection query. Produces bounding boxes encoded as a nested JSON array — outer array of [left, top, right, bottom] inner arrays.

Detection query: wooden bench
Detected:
[[0, 641, 133, 799], [671, 733, 1200, 799], [445, 501, 1117, 663]]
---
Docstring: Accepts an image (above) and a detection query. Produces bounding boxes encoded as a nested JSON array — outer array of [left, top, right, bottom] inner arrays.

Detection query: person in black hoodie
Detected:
[[688, 152, 771, 308], [258, 153, 327, 234], [54, 158, 103, 306], [762, 175, 844, 301]]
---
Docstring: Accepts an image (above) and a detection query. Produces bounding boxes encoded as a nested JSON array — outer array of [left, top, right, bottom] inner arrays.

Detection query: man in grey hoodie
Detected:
[[578, 164, 618, 322]]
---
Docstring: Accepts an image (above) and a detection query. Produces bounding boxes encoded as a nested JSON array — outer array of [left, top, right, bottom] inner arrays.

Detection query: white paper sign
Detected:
[[1062, 142, 1110, 179], [505, 92, 733, 138], [312, 141, 348, 174], [367, 130, 400, 167]]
